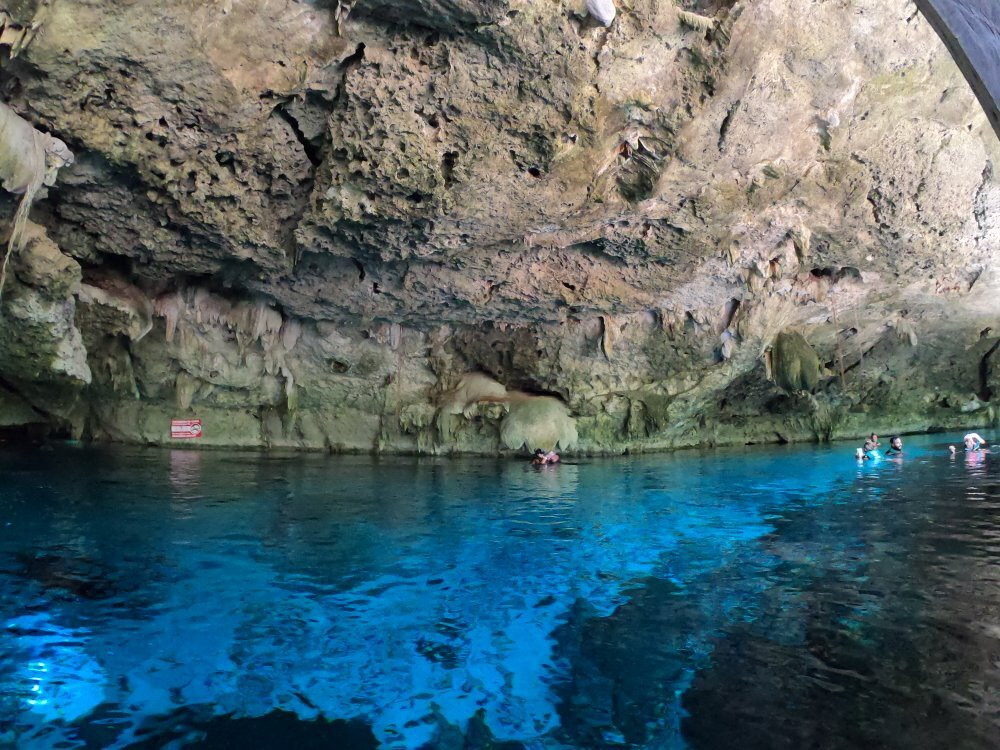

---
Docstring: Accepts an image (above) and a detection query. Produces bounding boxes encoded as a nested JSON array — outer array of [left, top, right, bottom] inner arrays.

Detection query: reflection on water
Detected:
[[1, 437, 1000, 748]]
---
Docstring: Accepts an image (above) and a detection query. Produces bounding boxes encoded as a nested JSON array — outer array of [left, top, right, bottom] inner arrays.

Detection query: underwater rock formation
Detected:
[[0, 0, 998, 452]]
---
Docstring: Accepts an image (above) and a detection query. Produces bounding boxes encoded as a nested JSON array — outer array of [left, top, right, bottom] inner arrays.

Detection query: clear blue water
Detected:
[[1, 435, 999, 748]]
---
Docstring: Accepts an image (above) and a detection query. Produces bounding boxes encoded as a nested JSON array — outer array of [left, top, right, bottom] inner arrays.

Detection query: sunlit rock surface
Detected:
[[0, 0, 997, 452]]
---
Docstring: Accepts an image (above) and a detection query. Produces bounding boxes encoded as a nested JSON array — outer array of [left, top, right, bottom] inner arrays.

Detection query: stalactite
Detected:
[[830, 297, 847, 391], [677, 9, 715, 32], [0, 102, 73, 305], [0, 0, 51, 59], [154, 290, 185, 343], [281, 364, 297, 413], [587, 0, 616, 26], [600, 315, 613, 359], [280, 318, 302, 351]]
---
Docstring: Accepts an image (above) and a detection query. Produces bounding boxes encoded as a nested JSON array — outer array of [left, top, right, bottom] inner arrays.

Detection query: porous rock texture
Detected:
[[0, 0, 998, 453]]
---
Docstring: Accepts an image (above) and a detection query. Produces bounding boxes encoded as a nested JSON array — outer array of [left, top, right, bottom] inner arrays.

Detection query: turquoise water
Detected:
[[1, 435, 999, 748]]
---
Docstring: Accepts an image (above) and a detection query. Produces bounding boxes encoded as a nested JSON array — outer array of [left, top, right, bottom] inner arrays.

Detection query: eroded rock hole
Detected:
[[810, 266, 862, 283], [978, 338, 1000, 401], [838, 266, 862, 281], [442, 151, 458, 186], [340, 43, 366, 69], [144, 131, 167, 147], [718, 100, 739, 150]]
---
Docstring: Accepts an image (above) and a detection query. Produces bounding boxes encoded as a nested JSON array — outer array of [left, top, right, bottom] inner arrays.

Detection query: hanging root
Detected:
[[0, 102, 73, 306], [0, 194, 31, 307]]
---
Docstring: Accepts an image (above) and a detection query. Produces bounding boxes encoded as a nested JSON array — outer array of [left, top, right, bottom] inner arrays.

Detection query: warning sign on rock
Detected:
[[170, 419, 203, 439]]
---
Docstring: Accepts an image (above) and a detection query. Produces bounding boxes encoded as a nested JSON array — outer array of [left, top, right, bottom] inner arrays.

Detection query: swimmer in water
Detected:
[[963, 433, 987, 452], [884, 436, 903, 455], [861, 436, 880, 460], [531, 448, 560, 465]]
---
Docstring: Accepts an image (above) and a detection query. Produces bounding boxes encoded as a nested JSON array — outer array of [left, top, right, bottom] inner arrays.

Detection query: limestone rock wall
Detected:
[[0, 0, 997, 452]]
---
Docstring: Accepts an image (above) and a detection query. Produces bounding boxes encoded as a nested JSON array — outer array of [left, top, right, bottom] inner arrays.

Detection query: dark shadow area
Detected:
[[122, 708, 378, 750]]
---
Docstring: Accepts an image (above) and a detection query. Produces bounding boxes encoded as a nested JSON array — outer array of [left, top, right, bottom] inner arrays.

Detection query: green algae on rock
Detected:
[[771, 332, 821, 394]]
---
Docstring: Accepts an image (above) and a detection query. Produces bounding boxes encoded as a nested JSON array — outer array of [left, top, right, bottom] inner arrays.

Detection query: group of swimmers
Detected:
[[856, 433, 902, 461], [856, 431, 989, 461], [532, 432, 989, 465]]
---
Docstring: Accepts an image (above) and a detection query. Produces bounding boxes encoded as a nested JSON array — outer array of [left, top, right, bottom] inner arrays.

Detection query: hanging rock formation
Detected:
[[586, 0, 616, 27], [0, 0, 998, 452], [0, 100, 73, 298], [771, 332, 821, 394]]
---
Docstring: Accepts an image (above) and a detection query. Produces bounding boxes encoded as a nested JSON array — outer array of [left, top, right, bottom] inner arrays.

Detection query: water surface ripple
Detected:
[[1, 436, 999, 748]]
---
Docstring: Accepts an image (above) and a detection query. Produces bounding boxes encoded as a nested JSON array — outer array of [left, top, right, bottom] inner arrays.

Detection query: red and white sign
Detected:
[[170, 419, 203, 439]]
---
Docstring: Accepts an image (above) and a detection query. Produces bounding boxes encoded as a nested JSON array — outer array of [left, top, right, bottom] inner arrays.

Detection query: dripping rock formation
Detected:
[[0, 0, 998, 453]]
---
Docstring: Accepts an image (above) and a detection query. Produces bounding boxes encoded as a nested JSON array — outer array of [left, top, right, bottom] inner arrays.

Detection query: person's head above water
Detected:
[[963, 433, 986, 451], [890, 436, 902, 450], [531, 447, 559, 465]]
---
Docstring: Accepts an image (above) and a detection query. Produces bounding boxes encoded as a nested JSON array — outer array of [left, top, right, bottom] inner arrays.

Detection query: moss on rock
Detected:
[[772, 331, 820, 393], [500, 396, 578, 452]]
